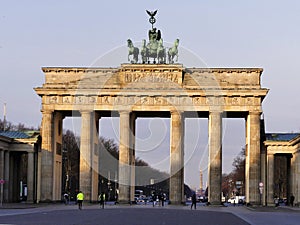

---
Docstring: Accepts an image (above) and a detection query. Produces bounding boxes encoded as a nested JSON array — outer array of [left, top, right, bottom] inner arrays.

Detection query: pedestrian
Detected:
[[63, 192, 69, 205], [160, 193, 165, 207], [290, 194, 295, 207], [158, 193, 162, 206], [274, 197, 279, 208], [98, 192, 105, 209], [115, 191, 119, 205], [191, 192, 197, 210], [152, 192, 157, 207], [77, 191, 84, 210]]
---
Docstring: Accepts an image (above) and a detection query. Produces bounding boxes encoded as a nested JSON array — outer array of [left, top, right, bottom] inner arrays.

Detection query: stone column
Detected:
[[170, 110, 184, 204], [91, 112, 100, 202], [79, 111, 94, 202], [266, 153, 275, 205], [27, 152, 35, 202], [129, 113, 136, 203], [293, 151, 300, 205], [245, 111, 261, 205], [4, 150, 9, 202], [0, 149, 4, 179], [208, 111, 222, 205], [290, 152, 297, 204], [40, 110, 54, 201], [118, 110, 131, 203], [260, 147, 267, 206], [36, 150, 42, 203], [53, 112, 63, 201], [0, 149, 3, 203]]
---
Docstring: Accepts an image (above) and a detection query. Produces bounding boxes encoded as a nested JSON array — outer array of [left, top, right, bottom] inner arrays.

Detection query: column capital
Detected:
[[248, 111, 262, 116], [80, 110, 93, 115], [209, 110, 223, 115], [118, 110, 131, 115], [41, 109, 54, 114], [170, 110, 184, 117]]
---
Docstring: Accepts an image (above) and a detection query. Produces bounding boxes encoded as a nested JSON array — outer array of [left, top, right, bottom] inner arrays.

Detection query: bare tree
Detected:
[[222, 148, 245, 198]]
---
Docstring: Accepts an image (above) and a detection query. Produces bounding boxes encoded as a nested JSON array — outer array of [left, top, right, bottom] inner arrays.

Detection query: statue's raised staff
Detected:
[[144, 10, 164, 64]]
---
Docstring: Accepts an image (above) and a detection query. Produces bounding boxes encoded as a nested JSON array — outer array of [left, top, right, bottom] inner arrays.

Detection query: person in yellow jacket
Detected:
[[98, 192, 106, 209], [77, 191, 84, 210]]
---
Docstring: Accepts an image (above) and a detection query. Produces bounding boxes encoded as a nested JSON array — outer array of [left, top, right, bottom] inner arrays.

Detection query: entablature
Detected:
[[38, 65, 267, 92]]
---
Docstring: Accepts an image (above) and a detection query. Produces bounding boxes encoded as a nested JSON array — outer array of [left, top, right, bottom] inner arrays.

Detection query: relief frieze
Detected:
[[126, 96, 136, 105], [101, 96, 110, 104], [49, 96, 58, 104], [140, 96, 152, 105], [154, 97, 163, 105], [114, 96, 123, 105], [232, 97, 240, 105], [246, 97, 253, 105], [193, 97, 201, 105], [46, 94, 259, 109], [124, 72, 178, 83], [74, 96, 83, 104], [88, 96, 96, 103], [63, 96, 70, 103]]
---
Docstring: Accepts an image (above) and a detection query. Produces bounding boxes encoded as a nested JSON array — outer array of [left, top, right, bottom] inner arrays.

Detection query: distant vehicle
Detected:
[[228, 196, 245, 204], [278, 198, 287, 205], [198, 196, 208, 202], [136, 195, 147, 203], [135, 190, 143, 197]]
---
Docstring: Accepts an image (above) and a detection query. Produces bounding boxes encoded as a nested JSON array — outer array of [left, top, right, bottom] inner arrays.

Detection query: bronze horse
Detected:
[[127, 39, 139, 63], [168, 39, 179, 64]]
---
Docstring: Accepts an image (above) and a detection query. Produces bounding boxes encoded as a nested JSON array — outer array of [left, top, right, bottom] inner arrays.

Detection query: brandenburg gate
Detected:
[[34, 10, 268, 205], [35, 64, 268, 205]]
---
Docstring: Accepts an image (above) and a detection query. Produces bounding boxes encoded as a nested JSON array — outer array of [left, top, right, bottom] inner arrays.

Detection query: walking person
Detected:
[[77, 191, 84, 210], [290, 194, 295, 207], [63, 192, 69, 205], [191, 192, 197, 210], [152, 192, 156, 207], [160, 192, 166, 207], [115, 191, 119, 205], [98, 192, 105, 209]]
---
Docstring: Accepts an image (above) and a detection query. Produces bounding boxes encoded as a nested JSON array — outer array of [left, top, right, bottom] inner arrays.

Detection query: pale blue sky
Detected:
[[1, 1, 300, 189]]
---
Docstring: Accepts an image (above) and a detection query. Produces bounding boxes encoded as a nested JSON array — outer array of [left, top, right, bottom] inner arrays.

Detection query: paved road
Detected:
[[0, 203, 299, 225]]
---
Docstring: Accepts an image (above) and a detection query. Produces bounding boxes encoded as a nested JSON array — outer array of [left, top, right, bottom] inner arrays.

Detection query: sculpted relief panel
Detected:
[[45, 95, 260, 110], [119, 65, 183, 86], [124, 72, 179, 83]]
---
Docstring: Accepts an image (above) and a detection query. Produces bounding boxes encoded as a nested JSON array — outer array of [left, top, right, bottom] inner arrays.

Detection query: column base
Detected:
[[207, 201, 222, 206], [266, 203, 275, 207], [118, 200, 133, 205], [168, 200, 185, 205]]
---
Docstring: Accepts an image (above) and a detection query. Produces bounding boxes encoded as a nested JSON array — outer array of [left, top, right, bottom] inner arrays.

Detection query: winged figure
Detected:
[[146, 10, 157, 17]]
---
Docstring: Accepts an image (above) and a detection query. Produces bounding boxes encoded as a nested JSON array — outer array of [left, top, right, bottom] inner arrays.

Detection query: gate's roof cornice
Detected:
[[42, 67, 118, 73], [41, 66, 263, 74], [186, 68, 263, 74]]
